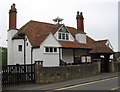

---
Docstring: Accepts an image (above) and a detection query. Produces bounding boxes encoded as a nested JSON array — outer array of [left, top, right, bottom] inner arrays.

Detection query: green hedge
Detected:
[[1, 47, 7, 65]]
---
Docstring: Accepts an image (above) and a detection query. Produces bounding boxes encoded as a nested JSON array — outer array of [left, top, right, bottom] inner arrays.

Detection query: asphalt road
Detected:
[[53, 76, 118, 91], [2, 72, 120, 92]]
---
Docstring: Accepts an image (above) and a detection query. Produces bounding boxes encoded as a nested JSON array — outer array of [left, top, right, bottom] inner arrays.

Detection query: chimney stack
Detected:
[[76, 11, 84, 33], [9, 3, 17, 30]]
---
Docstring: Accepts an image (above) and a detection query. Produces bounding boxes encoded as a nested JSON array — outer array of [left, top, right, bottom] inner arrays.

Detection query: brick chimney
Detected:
[[9, 4, 17, 30], [76, 11, 84, 33], [75, 11, 86, 44]]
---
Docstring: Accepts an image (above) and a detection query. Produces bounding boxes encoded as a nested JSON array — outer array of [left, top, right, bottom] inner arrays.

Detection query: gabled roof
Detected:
[[90, 40, 114, 54], [13, 20, 114, 54], [13, 20, 62, 46]]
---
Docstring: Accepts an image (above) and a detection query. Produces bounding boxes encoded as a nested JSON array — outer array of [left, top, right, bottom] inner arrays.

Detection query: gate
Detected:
[[2, 64, 35, 87]]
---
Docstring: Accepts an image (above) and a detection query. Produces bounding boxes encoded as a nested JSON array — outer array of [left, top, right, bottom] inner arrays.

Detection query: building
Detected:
[[7, 4, 114, 71]]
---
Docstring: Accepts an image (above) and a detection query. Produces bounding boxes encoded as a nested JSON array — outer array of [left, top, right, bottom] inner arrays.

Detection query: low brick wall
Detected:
[[35, 62, 100, 84]]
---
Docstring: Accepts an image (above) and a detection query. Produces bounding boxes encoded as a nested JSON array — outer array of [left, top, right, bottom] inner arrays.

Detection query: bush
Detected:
[[1, 47, 7, 65]]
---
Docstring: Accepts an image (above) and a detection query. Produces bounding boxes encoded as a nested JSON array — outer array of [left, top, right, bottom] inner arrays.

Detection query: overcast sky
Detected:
[[0, 0, 119, 51]]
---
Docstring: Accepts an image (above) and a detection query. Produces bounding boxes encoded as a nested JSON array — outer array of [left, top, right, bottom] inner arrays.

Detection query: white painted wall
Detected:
[[33, 33, 61, 67], [13, 39, 24, 64], [7, 29, 17, 65], [75, 33, 86, 44], [25, 36, 32, 64], [105, 40, 114, 50], [62, 49, 74, 64]]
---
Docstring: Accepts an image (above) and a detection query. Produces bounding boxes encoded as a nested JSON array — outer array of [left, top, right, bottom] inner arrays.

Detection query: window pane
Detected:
[[26, 42, 28, 46], [54, 48, 57, 52], [87, 56, 91, 62], [50, 47, 53, 52], [18, 45, 22, 51], [81, 56, 86, 63], [58, 33, 61, 39], [45, 47, 49, 52], [66, 34, 69, 40], [62, 33, 65, 40]]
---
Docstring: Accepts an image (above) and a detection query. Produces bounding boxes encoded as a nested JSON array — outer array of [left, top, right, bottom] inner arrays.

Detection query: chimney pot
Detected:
[[77, 11, 79, 16], [80, 12, 83, 15], [11, 3, 15, 9]]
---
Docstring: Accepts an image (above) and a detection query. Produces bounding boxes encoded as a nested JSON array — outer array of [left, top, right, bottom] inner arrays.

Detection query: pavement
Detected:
[[2, 72, 119, 91]]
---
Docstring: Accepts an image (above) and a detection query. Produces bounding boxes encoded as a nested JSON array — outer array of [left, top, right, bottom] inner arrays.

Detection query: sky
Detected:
[[0, 0, 119, 51]]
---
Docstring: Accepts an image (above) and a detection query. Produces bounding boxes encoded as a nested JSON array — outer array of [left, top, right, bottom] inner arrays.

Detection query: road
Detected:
[[2, 72, 120, 92], [52, 76, 118, 91]]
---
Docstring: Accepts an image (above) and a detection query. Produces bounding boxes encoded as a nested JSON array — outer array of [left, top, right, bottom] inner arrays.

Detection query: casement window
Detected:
[[18, 45, 22, 51], [54, 47, 57, 52], [58, 32, 69, 41], [45, 47, 58, 53], [81, 56, 91, 63], [81, 56, 86, 63], [45, 47, 49, 52], [66, 34, 69, 40], [62, 33, 65, 40], [58, 33, 61, 39], [50, 47, 53, 52]]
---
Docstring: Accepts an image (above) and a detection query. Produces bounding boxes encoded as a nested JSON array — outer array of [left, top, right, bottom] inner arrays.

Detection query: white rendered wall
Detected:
[[13, 39, 24, 64], [62, 49, 74, 64], [105, 40, 114, 50], [25, 36, 32, 64], [75, 33, 86, 44], [7, 29, 17, 65], [33, 33, 61, 67]]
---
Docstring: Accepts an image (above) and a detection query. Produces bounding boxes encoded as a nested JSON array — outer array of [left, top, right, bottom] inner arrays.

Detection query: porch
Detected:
[[59, 47, 92, 65]]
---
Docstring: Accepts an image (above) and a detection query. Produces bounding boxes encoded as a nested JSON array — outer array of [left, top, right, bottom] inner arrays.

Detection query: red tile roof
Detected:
[[13, 20, 114, 54], [13, 20, 62, 46], [59, 41, 94, 49], [90, 40, 114, 54]]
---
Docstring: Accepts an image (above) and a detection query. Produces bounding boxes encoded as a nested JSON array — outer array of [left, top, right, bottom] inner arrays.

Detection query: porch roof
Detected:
[[89, 40, 114, 54], [89, 45, 114, 54], [59, 41, 94, 49]]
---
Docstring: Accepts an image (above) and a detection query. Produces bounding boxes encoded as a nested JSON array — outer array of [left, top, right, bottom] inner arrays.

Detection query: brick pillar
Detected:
[[92, 59, 101, 73], [109, 61, 115, 72], [35, 61, 43, 84], [97, 59, 101, 73]]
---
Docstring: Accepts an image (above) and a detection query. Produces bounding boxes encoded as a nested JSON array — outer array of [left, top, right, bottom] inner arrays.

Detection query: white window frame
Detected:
[[81, 55, 91, 63], [44, 47, 58, 53], [58, 32, 69, 41]]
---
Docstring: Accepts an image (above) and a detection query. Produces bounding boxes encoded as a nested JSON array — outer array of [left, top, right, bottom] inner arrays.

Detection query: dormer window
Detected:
[[62, 33, 65, 40], [58, 26, 69, 41], [58, 33, 61, 39], [66, 34, 69, 40], [58, 32, 69, 41]]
